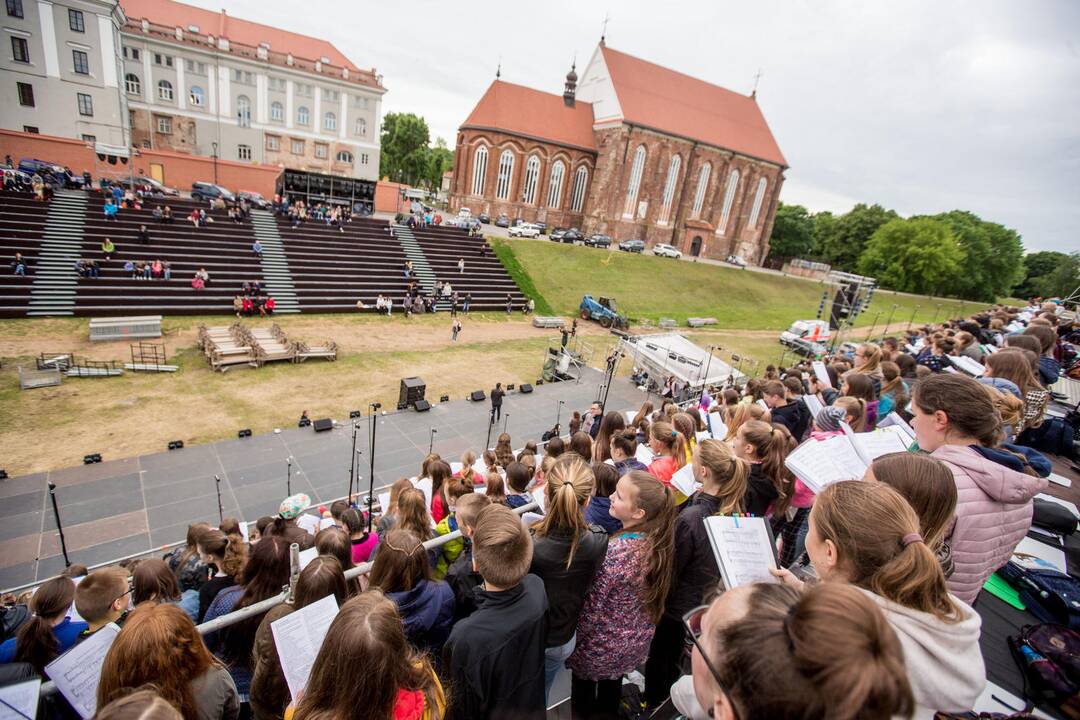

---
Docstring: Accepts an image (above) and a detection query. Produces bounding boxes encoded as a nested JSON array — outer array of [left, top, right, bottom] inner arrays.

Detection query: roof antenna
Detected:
[[600, 12, 609, 45], [496, 55, 501, 80], [751, 68, 762, 99]]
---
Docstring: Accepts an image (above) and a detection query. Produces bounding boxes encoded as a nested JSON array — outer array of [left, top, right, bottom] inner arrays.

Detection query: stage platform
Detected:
[[0, 368, 647, 590]]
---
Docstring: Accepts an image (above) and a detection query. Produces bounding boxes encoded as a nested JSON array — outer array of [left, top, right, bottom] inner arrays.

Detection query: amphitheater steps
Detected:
[[250, 210, 300, 314], [27, 191, 86, 316], [393, 224, 449, 310]]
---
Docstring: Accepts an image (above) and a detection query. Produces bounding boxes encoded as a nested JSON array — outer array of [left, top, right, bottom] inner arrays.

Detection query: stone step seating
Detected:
[[0, 194, 53, 315]]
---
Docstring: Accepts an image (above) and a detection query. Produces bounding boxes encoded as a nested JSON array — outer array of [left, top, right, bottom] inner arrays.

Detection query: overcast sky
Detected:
[[184, 0, 1079, 253]]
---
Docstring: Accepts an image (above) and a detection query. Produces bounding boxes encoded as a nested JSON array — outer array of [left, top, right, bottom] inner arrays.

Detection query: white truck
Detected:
[[779, 319, 831, 356]]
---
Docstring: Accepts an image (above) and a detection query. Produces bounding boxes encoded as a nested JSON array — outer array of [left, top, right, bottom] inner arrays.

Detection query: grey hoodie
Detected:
[[861, 589, 985, 719]]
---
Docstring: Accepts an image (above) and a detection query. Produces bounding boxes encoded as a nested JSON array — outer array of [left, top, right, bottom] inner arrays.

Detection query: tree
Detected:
[[379, 112, 431, 185], [1015, 250, 1069, 299], [1042, 252, 1080, 298], [857, 218, 965, 296], [816, 203, 899, 271], [425, 137, 454, 190], [811, 211, 837, 258], [766, 203, 816, 259], [929, 210, 1024, 301]]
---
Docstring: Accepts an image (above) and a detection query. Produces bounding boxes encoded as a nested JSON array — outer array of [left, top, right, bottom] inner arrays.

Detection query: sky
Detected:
[[178, 0, 1079, 254]]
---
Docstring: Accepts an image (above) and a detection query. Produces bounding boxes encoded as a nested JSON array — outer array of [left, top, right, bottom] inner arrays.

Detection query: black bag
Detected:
[[1019, 418, 1078, 461], [999, 562, 1080, 629], [1033, 498, 1079, 536], [0, 605, 29, 644]]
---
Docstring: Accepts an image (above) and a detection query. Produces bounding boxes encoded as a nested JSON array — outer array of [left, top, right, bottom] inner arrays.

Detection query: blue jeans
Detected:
[[544, 633, 576, 702]]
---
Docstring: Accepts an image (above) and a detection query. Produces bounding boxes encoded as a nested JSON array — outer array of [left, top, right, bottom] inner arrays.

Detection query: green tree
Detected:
[[1042, 252, 1080, 298], [857, 218, 964, 296], [1015, 250, 1069, 298], [379, 112, 431, 185], [930, 210, 1024, 301], [766, 203, 816, 259], [811, 210, 837, 258], [425, 137, 454, 189], [817, 203, 899, 271]]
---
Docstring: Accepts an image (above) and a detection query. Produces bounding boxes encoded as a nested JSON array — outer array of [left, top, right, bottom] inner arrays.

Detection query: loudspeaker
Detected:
[[440, 394, 450, 403], [414, 399, 431, 412], [0, 470, 7, 480], [399, 376, 427, 407], [506, 384, 515, 391], [238, 429, 253, 438], [298, 418, 311, 428], [519, 383, 533, 394], [83, 453, 102, 464], [470, 390, 486, 402], [313, 418, 334, 433], [168, 440, 184, 451], [349, 410, 362, 419]]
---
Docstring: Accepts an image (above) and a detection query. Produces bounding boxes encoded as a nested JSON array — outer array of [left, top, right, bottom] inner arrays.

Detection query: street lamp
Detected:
[[211, 141, 219, 185]]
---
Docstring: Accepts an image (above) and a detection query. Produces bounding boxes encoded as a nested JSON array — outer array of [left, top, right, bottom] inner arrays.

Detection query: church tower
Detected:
[[563, 62, 577, 107]]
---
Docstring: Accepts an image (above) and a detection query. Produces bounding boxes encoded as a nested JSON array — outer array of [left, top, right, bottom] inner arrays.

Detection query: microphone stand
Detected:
[[366, 402, 381, 532], [286, 457, 293, 496], [555, 400, 564, 431], [429, 427, 437, 455], [214, 475, 224, 524], [48, 482, 71, 567], [347, 420, 359, 501], [503, 413, 510, 435]]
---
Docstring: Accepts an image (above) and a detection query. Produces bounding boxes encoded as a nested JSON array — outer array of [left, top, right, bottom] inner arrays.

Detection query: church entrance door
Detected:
[[690, 236, 703, 257]]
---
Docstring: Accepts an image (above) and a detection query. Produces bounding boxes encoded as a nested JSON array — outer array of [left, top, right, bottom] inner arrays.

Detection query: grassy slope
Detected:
[[492, 238, 985, 330]]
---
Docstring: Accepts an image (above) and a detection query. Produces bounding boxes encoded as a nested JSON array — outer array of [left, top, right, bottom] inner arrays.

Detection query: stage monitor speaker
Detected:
[[0, 469, 7, 480], [168, 440, 184, 451], [414, 399, 431, 412], [313, 418, 334, 433], [238, 428, 252, 438], [349, 410, 362, 419], [519, 383, 533, 394], [399, 377, 427, 407], [470, 390, 486, 402], [440, 394, 450, 403]]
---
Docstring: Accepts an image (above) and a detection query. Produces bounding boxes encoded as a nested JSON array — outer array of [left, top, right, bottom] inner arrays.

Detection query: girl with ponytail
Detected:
[[732, 420, 795, 518], [646, 421, 687, 491], [569, 471, 676, 718], [528, 455, 610, 698], [0, 577, 87, 671], [772, 480, 984, 717], [643, 440, 747, 707], [608, 428, 646, 477], [196, 528, 248, 622]]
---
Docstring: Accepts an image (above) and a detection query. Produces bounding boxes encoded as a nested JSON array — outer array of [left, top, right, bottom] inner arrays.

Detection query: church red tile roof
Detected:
[[121, 0, 362, 73], [601, 46, 787, 167], [461, 80, 597, 152]]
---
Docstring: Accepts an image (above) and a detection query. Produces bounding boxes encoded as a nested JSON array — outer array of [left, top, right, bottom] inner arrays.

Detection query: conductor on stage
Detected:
[[490, 382, 505, 422]]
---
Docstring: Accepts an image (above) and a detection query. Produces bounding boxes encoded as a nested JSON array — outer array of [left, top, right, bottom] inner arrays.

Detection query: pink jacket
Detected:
[[933, 445, 1047, 605]]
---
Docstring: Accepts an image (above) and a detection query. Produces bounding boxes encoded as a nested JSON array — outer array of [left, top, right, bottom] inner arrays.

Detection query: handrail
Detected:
[[35, 501, 540, 700]]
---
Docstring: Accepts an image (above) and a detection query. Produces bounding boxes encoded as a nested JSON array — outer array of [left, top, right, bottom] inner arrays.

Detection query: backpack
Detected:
[[1018, 418, 1078, 461], [1008, 624, 1080, 718], [998, 561, 1080, 630]]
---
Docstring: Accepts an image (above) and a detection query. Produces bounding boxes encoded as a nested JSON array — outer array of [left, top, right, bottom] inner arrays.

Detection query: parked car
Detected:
[[653, 243, 682, 259], [137, 176, 180, 197], [584, 234, 612, 248], [533, 221, 547, 235], [509, 223, 541, 238], [238, 190, 270, 209], [726, 254, 748, 267], [494, 214, 511, 228], [191, 181, 235, 203], [618, 239, 645, 253], [511, 217, 525, 227], [562, 229, 584, 244], [550, 228, 567, 242], [478, 213, 491, 224], [18, 159, 83, 189]]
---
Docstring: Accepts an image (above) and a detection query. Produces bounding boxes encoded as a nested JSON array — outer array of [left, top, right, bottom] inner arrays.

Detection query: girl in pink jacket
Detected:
[[910, 374, 1048, 605]]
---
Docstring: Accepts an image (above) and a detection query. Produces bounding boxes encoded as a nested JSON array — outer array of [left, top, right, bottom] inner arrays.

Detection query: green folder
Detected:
[[984, 572, 1025, 611]]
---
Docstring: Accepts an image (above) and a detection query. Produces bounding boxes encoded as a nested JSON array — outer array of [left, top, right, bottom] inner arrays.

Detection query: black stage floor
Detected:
[[0, 369, 646, 589]]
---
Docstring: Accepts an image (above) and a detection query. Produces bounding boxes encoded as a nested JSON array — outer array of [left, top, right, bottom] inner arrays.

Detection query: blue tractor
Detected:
[[579, 295, 629, 330]]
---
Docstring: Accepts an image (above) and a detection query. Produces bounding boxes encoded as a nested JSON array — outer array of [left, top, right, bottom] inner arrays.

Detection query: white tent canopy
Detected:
[[619, 333, 745, 388]]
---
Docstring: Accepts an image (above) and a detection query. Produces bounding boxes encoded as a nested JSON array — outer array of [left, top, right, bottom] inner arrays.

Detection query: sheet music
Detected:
[[0, 678, 40, 720], [45, 622, 120, 719], [378, 492, 391, 512], [66, 575, 85, 624], [635, 443, 655, 465], [295, 513, 320, 536], [1012, 537, 1067, 574], [298, 547, 318, 570], [949, 355, 986, 377], [624, 411, 637, 425], [708, 412, 728, 440], [703, 516, 778, 589], [803, 394, 824, 418], [695, 431, 711, 442], [853, 430, 909, 462], [411, 477, 433, 509], [812, 361, 832, 389], [472, 457, 488, 477], [670, 464, 700, 498], [449, 462, 463, 475], [271, 594, 339, 703], [239, 520, 250, 543], [824, 434, 870, 481], [785, 436, 867, 495], [531, 488, 547, 513], [756, 399, 769, 410]]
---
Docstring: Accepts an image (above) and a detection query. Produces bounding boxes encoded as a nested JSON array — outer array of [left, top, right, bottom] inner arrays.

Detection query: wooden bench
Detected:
[[89, 315, 163, 341]]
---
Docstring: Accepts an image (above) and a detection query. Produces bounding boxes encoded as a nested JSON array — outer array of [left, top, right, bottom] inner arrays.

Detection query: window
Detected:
[[76, 92, 93, 116], [297, 106, 309, 125], [11, 37, 29, 63], [81, 134, 95, 142], [231, 68, 253, 85], [157, 80, 173, 101], [265, 135, 280, 151], [353, 95, 369, 108], [471, 145, 488, 195], [268, 76, 285, 92], [717, 170, 739, 236], [748, 177, 768, 230], [123, 46, 140, 61], [691, 162, 711, 218], [156, 116, 171, 134], [291, 139, 304, 154], [521, 155, 540, 205], [124, 73, 140, 95], [570, 165, 589, 212], [314, 143, 328, 159], [495, 149, 514, 200], [153, 53, 173, 67], [16, 81, 33, 107], [72, 50, 89, 74], [323, 89, 338, 102], [6, 0, 22, 18], [546, 160, 565, 208], [68, 9, 84, 32], [236, 95, 251, 127], [270, 101, 283, 121], [184, 59, 206, 74], [323, 111, 336, 131], [294, 83, 312, 97], [189, 85, 204, 107], [657, 154, 681, 225], [623, 145, 646, 218], [336, 150, 353, 163], [361, 153, 369, 164], [23, 126, 38, 134], [355, 118, 366, 136], [237, 144, 252, 161]]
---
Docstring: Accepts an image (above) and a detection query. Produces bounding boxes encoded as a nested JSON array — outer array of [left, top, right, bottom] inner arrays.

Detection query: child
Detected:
[[568, 471, 676, 718], [762, 380, 809, 441], [833, 395, 867, 432], [443, 504, 548, 719], [341, 507, 378, 564], [445, 494, 492, 620], [457, 450, 483, 486], [433, 477, 477, 579], [74, 568, 130, 640], [0, 578, 87, 671], [608, 428, 646, 477], [377, 478, 415, 534], [484, 472, 508, 505], [428, 460, 454, 523], [584, 462, 622, 534], [494, 433, 515, 468], [645, 421, 688, 489], [732, 420, 795, 518], [841, 372, 879, 430], [504, 461, 533, 509]]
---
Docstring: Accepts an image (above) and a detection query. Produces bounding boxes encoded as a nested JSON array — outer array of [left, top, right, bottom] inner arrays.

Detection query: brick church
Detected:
[[448, 42, 788, 264]]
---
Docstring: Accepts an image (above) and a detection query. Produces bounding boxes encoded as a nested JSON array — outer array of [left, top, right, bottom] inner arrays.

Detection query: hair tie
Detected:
[[671, 430, 677, 438], [902, 533, 924, 547]]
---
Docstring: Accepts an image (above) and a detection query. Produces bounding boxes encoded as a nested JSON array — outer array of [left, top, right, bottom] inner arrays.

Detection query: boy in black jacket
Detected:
[[443, 504, 548, 719]]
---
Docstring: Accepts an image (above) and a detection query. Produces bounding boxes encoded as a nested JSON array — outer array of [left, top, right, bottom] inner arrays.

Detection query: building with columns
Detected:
[[449, 43, 787, 264], [2, 0, 384, 180]]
